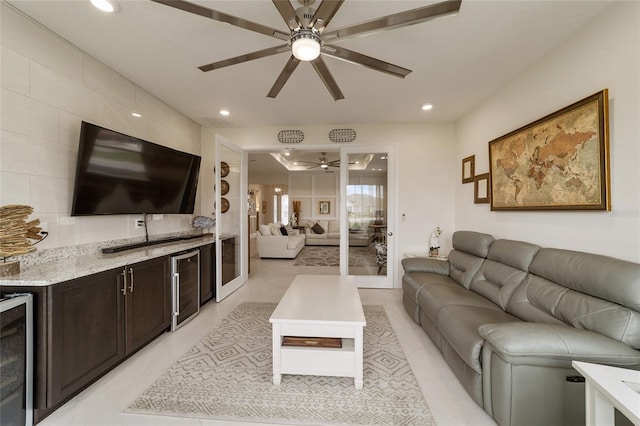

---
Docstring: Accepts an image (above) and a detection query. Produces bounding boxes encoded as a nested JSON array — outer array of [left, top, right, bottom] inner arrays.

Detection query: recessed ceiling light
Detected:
[[131, 112, 142, 118], [91, 0, 117, 13], [219, 109, 230, 116], [421, 103, 433, 111], [284, 152, 290, 156]]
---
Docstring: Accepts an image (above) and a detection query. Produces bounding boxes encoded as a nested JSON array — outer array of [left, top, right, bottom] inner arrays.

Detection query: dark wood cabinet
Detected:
[[48, 268, 125, 406], [124, 256, 170, 353], [47, 257, 170, 408], [199, 243, 215, 305], [0, 255, 173, 422]]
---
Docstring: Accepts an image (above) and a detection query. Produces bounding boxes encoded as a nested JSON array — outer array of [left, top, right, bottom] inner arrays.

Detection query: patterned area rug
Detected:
[[126, 302, 435, 426], [294, 246, 377, 267]]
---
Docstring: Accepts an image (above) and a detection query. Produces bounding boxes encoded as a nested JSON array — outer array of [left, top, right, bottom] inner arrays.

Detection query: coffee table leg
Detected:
[[355, 326, 363, 390], [272, 323, 282, 385]]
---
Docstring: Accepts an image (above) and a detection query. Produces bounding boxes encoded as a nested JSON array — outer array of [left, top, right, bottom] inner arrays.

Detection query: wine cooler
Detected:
[[170, 250, 200, 331], [0, 293, 33, 426]]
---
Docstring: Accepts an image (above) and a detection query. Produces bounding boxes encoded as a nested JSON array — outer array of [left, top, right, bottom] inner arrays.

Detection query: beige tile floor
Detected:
[[38, 244, 496, 426]]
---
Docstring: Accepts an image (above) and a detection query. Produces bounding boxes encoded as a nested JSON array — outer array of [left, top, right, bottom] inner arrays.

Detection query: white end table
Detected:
[[572, 361, 640, 425]]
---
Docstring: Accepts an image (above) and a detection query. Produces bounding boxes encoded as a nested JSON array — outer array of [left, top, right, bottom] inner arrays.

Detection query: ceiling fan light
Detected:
[[91, 0, 117, 12], [320, 163, 328, 169], [291, 30, 321, 61]]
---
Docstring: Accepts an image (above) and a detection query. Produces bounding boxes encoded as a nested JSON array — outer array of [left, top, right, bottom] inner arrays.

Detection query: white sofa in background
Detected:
[[304, 220, 369, 247], [256, 223, 305, 259]]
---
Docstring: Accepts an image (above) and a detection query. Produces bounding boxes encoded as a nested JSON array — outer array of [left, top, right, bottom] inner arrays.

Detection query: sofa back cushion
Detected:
[[452, 231, 495, 257], [506, 248, 640, 349], [327, 220, 340, 233], [470, 239, 540, 309], [258, 224, 271, 236], [448, 231, 495, 289]]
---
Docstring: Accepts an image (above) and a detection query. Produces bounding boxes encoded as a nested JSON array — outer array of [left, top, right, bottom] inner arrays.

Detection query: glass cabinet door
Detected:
[[215, 136, 247, 301]]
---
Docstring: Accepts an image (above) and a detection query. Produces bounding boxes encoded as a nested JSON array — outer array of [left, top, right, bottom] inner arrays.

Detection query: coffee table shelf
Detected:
[[280, 338, 356, 378]]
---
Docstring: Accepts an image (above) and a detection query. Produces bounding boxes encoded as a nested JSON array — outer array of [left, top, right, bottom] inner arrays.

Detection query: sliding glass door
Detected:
[[340, 146, 395, 288]]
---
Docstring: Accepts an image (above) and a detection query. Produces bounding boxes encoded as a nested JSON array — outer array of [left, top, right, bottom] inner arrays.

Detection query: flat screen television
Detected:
[[71, 121, 201, 216]]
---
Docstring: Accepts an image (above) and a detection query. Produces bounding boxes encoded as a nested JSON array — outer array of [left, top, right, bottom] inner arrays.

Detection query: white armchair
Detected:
[[256, 223, 305, 259]]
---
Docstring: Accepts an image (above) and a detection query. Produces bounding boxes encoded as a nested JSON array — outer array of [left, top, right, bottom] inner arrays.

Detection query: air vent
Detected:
[[329, 128, 356, 143], [277, 130, 304, 144]]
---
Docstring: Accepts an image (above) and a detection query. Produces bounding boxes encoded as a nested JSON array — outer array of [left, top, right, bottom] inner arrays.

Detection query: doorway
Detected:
[[247, 146, 395, 288]]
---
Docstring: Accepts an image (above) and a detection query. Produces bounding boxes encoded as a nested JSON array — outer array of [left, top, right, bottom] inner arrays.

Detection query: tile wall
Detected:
[[1, 4, 203, 254]]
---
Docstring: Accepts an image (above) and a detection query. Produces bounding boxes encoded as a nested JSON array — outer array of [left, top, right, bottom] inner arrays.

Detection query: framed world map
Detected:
[[489, 89, 610, 211]]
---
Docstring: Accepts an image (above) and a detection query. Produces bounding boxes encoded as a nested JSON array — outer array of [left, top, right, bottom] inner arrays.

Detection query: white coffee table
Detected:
[[269, 274, 366, 389]]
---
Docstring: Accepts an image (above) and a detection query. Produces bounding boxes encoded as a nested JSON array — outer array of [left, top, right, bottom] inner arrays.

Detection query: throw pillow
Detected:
[[259, 224, 271, 236], [270, 224, 281, 236], [280, 226, 288, 236], [285, 224, 295, 234], [311, 222, 325, 234]]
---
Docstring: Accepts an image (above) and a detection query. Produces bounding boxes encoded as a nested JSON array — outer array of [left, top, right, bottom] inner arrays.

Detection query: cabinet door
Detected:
[[48, 268, 125, 406], [125, 256, 170, 354], [199, 243, 215, 305]]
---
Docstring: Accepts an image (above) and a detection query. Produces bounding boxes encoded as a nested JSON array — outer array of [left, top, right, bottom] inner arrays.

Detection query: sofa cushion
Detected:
[[287, 234, 305, 250], [448, 250, 485, 289], [507, 275, 640, 350], [270, 223, 283, 236], [311, 222, 325, 234], [259, 224, 271, 236], [327, 220, 340, 233], [437, 305, 521, 374], [469, 240, 541, 309], [418, 282, 502, 326], [529, 248, 640, 311], [452, 230, 495, 258]]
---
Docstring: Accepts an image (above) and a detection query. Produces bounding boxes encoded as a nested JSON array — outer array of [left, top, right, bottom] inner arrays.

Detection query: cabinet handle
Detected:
[[120, 270, 127, 295], [173, 272, 180, 317], [129, 267, 134, 293]]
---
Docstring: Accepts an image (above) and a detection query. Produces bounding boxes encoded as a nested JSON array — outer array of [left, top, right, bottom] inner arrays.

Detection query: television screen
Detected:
[[71, 122, 201, 216]]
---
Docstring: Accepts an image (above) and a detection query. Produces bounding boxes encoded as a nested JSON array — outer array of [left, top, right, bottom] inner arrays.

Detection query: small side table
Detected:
[[572, 361, 640, 426], [403, 252, 448, 261]]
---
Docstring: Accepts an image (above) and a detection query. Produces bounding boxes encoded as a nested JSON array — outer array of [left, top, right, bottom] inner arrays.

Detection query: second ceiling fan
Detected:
[[151, 0, 462, 100]]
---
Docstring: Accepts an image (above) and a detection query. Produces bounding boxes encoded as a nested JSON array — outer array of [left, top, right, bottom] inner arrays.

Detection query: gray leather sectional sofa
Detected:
[[402, 230, 640, 426]]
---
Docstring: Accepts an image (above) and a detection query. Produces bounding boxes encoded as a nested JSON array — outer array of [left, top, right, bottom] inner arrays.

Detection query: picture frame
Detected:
[[489, 89, 610, 211], [319, 201, 330, 215], [474, 173, 490, 204], [462, 155, 475, 184]]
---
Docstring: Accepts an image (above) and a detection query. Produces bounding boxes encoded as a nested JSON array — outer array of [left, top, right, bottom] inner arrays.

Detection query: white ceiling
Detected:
[[7, 0, 612, 128]]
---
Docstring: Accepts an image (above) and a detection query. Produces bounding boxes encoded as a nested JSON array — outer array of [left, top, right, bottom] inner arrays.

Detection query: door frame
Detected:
[[339, 145, 395, 288]]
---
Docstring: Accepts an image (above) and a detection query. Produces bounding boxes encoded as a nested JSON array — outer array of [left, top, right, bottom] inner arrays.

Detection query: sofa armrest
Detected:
[[401, 257, 449, 275], [479, 322, 640, 366]]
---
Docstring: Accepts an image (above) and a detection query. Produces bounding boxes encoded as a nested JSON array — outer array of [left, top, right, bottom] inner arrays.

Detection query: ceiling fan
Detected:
[[297, 152, 341, 170], [151, 0, 462, 100]]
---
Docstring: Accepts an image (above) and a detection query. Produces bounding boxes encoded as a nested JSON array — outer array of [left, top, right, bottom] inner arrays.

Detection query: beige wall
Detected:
[[455, 1, 640, 262], [1, 4, 202, 250]]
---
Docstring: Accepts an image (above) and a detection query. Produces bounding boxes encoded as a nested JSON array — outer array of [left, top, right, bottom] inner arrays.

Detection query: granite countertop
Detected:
[[0, 235, 216, 287]]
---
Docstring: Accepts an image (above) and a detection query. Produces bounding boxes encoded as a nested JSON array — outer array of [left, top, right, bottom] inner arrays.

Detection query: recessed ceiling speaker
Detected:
[[329, 128, 356, 143], [277, 130, 304, 144]]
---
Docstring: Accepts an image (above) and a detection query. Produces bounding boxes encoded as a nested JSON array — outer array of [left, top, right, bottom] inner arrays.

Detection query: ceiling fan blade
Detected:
[[310, 0, 345, 33], [199, 45, 289, 72], [272, 0, 301, 30], [323, 0, 461, 42], [267, 56, 301, 98], [151, 0, 289, 41], [310, 57, 344, 101], [322, 45, 411, 78]]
